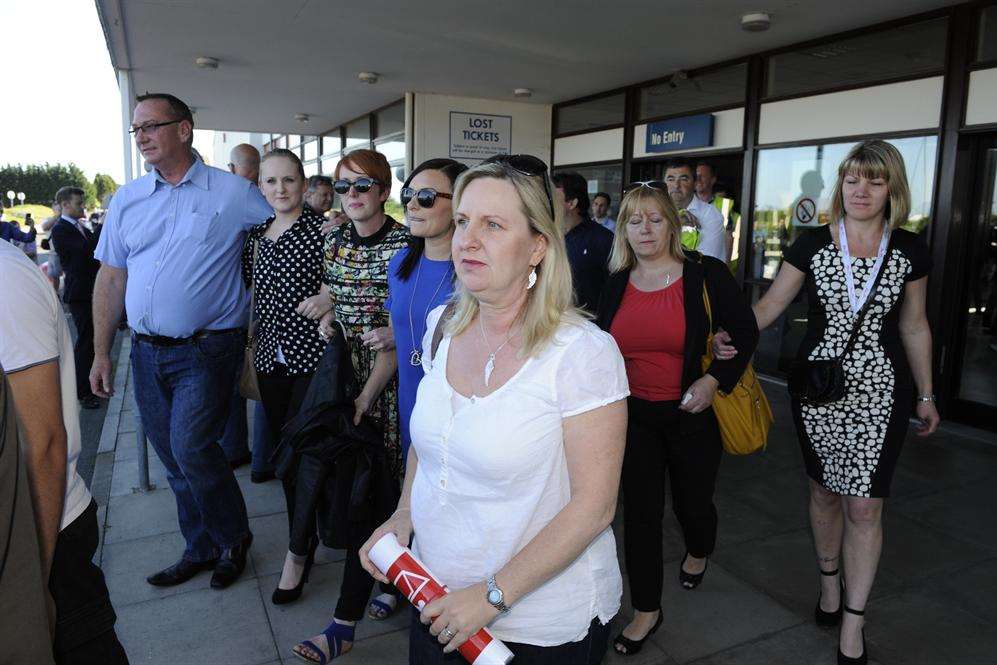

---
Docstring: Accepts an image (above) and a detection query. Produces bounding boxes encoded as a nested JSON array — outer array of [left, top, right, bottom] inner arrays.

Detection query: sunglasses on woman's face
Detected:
[[400, 187, 453, 208], [333, 177, 382, 195], [623, 180, 668, 195], [483, 154, 555, 219]]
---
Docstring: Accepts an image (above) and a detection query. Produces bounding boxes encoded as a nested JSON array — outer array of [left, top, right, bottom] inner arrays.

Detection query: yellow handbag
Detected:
[[701, 284, 773, 455]]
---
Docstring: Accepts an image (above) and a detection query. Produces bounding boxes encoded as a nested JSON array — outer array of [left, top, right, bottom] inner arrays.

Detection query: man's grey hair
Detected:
[[307, 175, 333, 193]]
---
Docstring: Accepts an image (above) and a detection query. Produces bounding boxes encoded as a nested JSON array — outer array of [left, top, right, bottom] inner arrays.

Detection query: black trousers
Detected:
[[48, 501, 129, 665], [622, 397, 722, 612], [67, 301, 95, 400], [409, 610, 611, 665], [258, 364, 314, 551]]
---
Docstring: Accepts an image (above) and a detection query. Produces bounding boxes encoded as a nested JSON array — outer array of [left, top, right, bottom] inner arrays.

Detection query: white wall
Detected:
[[966, 68, 997, 127], [412, 93, 551, 167], [632, 108, 744, 159], [758, 77, 943, 145], [553, 127, 624, 166]]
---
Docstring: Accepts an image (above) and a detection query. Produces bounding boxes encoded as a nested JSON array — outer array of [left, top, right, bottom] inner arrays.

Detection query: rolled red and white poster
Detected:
[[369, 534, 514, 665]]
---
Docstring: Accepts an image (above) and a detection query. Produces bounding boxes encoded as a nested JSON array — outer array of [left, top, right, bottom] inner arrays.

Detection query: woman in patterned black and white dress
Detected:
[[716, 140, 940, 665]]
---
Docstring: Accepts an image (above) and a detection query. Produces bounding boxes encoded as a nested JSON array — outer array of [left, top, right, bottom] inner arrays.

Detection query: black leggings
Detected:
[[622, 397, 722, 612]]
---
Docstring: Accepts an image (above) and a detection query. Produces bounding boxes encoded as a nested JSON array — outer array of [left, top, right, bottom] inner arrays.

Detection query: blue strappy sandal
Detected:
[[366, 593, 398, 620], [292, 619, 355, 664]]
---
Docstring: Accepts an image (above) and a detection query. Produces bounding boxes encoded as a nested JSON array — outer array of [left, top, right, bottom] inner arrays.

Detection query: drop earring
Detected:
[[527, 267, 537, 290]]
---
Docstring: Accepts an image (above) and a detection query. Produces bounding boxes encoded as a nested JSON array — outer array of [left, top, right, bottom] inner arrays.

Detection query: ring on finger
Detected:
[[440, 627, 456, 641]]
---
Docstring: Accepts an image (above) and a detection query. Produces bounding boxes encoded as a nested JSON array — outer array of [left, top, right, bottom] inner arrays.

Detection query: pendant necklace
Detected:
[[407, 256, 453, 366], [478, 315, 516, 387]]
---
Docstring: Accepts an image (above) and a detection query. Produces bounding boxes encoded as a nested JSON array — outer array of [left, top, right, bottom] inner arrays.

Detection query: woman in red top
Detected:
[[596, 182, 758, 657]]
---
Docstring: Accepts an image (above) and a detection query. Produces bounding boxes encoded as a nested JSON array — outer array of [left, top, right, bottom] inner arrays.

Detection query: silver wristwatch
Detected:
[[486, 575, 510, 614], [917, 394, 936, 403]]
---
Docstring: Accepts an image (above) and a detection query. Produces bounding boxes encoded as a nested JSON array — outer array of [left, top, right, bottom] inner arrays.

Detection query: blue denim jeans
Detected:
[[251, 400, 275, 474], [219, 384, 250, 463], [131, 330, 251, 562]]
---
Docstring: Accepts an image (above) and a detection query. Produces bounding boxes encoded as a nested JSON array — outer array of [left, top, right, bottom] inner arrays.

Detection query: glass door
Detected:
[[950, 136, 997, 429]]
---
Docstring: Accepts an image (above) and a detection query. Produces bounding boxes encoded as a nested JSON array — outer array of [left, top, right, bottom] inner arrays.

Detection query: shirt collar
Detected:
[[60, 214, 80, 225], [141, 157, 209, 197]]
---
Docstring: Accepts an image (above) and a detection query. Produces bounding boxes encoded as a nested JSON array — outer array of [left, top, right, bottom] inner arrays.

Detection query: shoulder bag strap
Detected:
[[247, 236, 259, 345], [430, 302, 457, 362], [835, 243, 891, 365]]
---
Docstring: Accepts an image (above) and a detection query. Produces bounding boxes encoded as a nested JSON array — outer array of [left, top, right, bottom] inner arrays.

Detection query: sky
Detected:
[[0, 0, 214, 187]]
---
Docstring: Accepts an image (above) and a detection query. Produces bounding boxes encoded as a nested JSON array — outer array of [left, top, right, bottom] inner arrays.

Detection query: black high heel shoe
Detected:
[[815, 567, 844, 627], [613, 610, 663, 657], [272, 540, 318, 605], [679, 553, 708, 590], [837, 606, 867, 665]]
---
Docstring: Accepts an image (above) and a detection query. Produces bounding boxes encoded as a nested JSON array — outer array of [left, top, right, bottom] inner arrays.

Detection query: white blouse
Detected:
[[409, 306, 630, 646]]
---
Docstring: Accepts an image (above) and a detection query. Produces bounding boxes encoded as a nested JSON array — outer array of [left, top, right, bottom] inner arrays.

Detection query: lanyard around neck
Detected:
[[838, 219, 890, 317]]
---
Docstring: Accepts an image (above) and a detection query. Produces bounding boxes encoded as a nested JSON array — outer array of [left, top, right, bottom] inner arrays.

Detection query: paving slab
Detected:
[[646, 561, 802, 663], [278, 627, 411, 665], [248, 511, 345, 578], [109, 456, 170, 497], [115, 578, 277, 665], [892, 479, 997, 553], [104, 486, 181, 544], [866, 589, 997, 665], [102, 530, 216, 608], [238, 473, 289, 518], [690, 623, 840, 665], [879, 509, 993, 585], [722, 469, 812, 529], [918, 555, 997, 626]]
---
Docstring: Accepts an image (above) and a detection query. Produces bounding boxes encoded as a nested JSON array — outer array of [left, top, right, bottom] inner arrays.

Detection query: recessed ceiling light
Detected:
[[741, 12, 771, 32], [358, 71, 379, 84], [194, 56, 219, 69], [513, 88, 533, 98], [295, 113, 310, 123]]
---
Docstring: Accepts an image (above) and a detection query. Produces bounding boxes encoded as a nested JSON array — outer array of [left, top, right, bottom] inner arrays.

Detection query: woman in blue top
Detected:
[[354, 158, 467, 627]]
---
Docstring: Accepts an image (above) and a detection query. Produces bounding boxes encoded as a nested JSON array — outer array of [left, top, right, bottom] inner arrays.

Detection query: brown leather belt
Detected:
[[133, 327, 243, 347]]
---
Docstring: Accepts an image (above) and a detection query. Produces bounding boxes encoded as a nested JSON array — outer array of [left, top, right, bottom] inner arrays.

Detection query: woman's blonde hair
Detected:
[[609, 185, 686, 273], [829, 139, 911, 230], [447, 162, 582, 357]]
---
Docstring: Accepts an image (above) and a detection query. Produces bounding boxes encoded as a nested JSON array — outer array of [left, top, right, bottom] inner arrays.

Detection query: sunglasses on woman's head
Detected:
[[400, 187, 453, 208], [623, 180, 668, 195], [333, 177, 382, 195], [483, 154, 555, 219]]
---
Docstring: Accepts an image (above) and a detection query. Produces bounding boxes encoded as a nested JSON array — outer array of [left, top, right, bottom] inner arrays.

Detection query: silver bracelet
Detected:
[[916, 394, 936, 403]]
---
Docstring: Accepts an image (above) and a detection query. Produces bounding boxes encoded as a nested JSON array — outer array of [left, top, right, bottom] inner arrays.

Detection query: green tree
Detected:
[[0, 163, 98, 208], [92, 173, 119, 207]]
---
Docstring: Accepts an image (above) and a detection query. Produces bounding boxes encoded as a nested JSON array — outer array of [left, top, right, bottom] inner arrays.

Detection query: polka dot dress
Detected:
[[241, 206, 327, 375], [783, 226, 931, 498]]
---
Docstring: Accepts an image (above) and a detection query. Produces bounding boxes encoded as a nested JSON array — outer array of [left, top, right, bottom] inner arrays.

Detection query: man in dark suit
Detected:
[[50, 186, 102, 409]]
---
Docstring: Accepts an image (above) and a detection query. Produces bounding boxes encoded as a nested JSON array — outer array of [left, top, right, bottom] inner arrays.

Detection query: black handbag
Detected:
[[788, 252, 888, 405]]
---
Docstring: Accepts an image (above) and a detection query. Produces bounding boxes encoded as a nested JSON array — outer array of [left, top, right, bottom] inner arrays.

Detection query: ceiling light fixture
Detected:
[[194, 56, 219, 69], [295, 113, 310, 123], [358, 71, 379, 84], [513, 88, 532, 98], [741, 12, 771, 32]]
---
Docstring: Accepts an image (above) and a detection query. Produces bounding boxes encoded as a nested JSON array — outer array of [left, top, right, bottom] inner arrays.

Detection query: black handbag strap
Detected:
[[835, 238, 891, 365], [430, 302, 456, 361]]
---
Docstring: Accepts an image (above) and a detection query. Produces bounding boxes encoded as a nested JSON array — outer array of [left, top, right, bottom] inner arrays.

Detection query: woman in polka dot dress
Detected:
[[715, 140, 939, 665]]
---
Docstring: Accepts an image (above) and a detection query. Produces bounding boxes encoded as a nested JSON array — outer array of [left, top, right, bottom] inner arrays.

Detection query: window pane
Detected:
[[346, 118, 371, 148], [639, 63, 746, 121], [749, 135, 937, 281], [277, 135, 288, 149], [555, 94, 625, 134], [374, 137, 406, 163], [552, 163, 624, 222], [765, 18, 947, 99], [383, 163, 408, 223], [376, 101, 405, 138], [321, 156, 340, 176], [303, 161, 319, 177], [979, 5, 997, 63], [750, 283, 812, 374], [303, 140, 319, 162], [322, 132, 342, 156]]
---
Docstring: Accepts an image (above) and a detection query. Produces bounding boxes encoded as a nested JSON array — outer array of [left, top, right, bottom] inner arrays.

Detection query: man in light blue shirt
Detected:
[[92, 93, 272, 590], [591, 191, 616, 232]]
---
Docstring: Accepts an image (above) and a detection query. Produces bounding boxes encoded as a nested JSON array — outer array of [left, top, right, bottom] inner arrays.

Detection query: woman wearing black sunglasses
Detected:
[[595, 182, 758, 657], [292, 149, 411, 664]]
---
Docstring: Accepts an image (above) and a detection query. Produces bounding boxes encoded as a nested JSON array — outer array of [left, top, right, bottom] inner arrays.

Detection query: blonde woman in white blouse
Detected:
[[359, 155, 629, 664]]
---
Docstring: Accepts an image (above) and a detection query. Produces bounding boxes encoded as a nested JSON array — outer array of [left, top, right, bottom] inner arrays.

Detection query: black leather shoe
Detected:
[[147, 557, 217, 586], [211, 533, 253, 589]]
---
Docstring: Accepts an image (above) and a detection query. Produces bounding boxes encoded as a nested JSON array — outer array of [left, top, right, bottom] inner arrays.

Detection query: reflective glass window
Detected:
[[765, 18, 948, 99], [345, 118, 371, 149], [303, 139, 319, 162], [555, 94, 625, 135], [322, 132, 342, 156], [552, 163, 624, 222], [978, 5, 997, 63], [639, 63, 746, 121], [373, 137, 406, 163], [749, 135, 938, 281], [303, 161, 319, 177], [376, 101, 405, 138]]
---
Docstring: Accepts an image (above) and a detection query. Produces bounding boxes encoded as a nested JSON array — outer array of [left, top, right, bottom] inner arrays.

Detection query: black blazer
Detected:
[[595, 250, 759, 433], [50, 218, 102, 304]]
